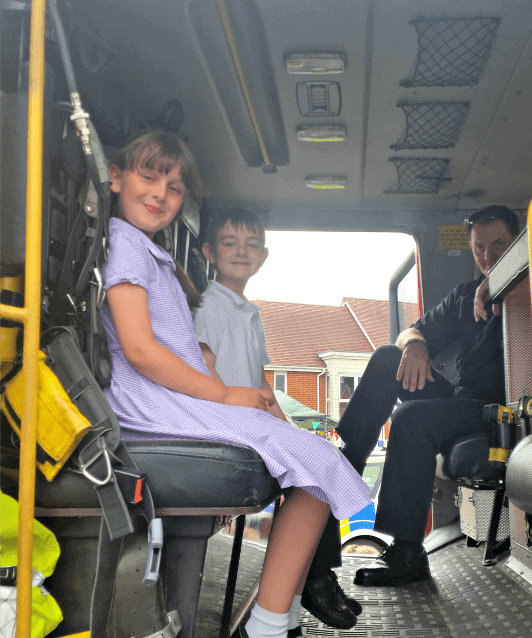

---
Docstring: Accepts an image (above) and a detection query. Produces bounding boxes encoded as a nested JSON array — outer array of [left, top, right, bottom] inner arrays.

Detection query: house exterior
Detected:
[[256, 298, 419, 421]]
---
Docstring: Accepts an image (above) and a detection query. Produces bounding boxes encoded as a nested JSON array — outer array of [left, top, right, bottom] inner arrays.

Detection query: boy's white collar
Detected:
[[209, 280, 257, 308]]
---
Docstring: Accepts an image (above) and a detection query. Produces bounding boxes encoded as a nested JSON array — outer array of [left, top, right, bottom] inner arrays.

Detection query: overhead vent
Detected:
[[400, 17, 500, 87], [385, 158, 450, 194], [297, 82, 341, 117], [391, 102, 470, 150]]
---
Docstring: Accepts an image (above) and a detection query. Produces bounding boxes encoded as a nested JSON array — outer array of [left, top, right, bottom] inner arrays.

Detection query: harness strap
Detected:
[[89, 517, 123, 638]]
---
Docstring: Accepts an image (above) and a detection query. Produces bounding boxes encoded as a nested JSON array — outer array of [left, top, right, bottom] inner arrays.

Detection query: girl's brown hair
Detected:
[[111, 130, 204, 309]]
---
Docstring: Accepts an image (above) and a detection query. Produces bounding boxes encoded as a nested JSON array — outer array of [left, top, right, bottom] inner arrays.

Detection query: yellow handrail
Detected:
[[0, 0, 47, 635]]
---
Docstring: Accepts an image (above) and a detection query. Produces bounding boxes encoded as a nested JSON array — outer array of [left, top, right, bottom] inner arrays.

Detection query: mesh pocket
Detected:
[[401, 17, 500, 87], [385, 157, 450, 194], [392, 102, 470, 150]]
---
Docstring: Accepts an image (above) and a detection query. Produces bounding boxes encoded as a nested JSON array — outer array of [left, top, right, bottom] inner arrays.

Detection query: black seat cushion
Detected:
[[443, 432, 500, 482], [35, 439, 281, 510]]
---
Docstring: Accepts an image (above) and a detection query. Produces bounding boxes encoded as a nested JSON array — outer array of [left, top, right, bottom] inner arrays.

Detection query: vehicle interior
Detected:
[[1, 0, 532, 637]]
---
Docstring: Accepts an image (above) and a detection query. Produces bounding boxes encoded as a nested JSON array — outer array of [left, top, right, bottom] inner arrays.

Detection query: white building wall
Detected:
[[320, 352, 372, 421]]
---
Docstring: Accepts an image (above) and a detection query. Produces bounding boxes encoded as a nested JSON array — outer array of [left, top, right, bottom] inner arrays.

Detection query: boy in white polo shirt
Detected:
[[193, 208, 285, 421], [193, 208, 361, 635]]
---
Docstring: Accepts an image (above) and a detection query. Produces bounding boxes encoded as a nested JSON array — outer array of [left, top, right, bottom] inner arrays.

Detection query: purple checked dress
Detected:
[[101, 218, 370, 520]]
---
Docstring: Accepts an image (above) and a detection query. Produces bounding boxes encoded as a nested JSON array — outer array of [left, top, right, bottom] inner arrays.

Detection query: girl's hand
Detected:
[[222, 386, 274, 411]]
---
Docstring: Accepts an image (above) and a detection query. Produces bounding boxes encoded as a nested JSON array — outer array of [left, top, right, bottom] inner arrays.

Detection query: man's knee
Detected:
[[372, 344, 402, 363], [366, 344, 402, 376]]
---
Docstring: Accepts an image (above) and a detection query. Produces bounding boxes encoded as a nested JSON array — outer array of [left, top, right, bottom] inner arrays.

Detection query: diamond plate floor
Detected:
[[195, 535, 532, 638], [300, 542, 532, 638]]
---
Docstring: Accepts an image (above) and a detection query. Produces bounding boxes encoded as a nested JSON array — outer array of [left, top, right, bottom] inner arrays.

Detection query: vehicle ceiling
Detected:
[[66, 0, 532, 238]]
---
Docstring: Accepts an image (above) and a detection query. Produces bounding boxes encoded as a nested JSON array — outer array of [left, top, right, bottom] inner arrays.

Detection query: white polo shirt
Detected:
[[193, 281, 270, 389]]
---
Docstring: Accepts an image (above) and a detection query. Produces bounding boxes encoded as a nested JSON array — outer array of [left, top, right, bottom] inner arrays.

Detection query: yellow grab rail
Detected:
[[0, 0, 46, 636]]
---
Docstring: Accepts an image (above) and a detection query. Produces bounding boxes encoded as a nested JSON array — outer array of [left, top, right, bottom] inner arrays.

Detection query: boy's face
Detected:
[[202, 221, 268, 290]]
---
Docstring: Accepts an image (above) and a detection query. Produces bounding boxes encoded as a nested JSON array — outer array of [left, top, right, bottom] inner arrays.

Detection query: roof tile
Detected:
[[255, 300, 373, 367]]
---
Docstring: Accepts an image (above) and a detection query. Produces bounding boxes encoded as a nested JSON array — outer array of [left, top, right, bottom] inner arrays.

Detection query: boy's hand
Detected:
[[222, 386, 274, 411]]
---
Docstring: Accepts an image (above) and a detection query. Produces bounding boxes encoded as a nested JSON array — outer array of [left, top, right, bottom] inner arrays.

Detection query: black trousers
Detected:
[[309, 345, 487, 576]]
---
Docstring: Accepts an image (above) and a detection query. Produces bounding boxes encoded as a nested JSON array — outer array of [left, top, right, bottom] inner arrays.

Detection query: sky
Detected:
[[245, 230, 417, 306]]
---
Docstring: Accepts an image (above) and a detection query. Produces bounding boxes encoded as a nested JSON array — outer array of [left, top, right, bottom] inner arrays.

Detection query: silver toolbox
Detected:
[[506, 503, 532, 585], [457, 486, 510, 542]]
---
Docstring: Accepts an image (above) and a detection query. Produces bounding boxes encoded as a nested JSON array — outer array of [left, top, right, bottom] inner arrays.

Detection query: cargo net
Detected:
[[385, 157, 450, 194], [401, 17, 500, 87], [391, 101, 470, 150]]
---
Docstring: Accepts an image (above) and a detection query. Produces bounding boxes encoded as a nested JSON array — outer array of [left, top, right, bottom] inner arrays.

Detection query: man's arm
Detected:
[[395, 327, 435, 392], [261, 370, 288, 421]]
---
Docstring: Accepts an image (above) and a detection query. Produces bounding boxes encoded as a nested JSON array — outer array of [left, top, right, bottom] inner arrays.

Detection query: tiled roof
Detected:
[[255, 300, 373, 367], [343, 298, 420, 348]]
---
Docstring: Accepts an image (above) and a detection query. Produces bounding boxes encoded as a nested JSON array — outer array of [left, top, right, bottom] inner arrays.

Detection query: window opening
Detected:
[[274, 372, 287, 393], [339, 375, 359, 417]]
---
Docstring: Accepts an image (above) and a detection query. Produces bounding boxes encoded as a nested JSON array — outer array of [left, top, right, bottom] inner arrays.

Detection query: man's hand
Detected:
[[474, 277, 500, 322], [222, 386, 274, 411], [396, 341, 434, 392]]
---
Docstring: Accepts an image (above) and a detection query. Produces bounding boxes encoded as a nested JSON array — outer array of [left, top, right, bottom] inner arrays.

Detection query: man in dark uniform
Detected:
[[333, 205, 520, 587]]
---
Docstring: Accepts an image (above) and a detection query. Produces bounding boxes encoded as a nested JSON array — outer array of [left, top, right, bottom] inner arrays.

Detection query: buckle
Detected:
[[91, 267, 106, 309], [143, 518, 163, 586], [80, 439, 113, 486]]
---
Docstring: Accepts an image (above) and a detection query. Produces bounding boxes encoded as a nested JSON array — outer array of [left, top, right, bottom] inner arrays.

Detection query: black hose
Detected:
[[48, 0, 78, 97], [52, 101, 74, 113]]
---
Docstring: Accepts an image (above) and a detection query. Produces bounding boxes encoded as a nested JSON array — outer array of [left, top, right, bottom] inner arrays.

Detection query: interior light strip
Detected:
[[305, 177, 347, 190], [297, 125, 346, 142], [286, 53, 345, 75]]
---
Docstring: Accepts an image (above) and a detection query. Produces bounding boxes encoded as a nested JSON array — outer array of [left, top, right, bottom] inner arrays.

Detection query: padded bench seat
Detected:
[[35, 439, 281, 511], [34, 439, 281, 638]]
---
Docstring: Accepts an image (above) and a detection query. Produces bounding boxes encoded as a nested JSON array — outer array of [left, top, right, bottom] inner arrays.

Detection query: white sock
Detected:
[[287, 594, 302, 631], [245, 602, 289, 638]]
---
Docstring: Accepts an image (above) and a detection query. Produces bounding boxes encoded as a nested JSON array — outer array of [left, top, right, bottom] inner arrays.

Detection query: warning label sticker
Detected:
[[438, 226, 469, 250]]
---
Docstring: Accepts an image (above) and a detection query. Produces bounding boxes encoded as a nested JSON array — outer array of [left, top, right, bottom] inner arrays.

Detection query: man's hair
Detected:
[[204, 208, 266, 251], [464, 205, 520, 238]]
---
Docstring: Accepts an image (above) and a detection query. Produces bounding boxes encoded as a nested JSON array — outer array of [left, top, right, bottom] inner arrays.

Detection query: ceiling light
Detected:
[[297, 125, 346, 142], [305, 176, 347, 190], [286, 53, 345, 75]]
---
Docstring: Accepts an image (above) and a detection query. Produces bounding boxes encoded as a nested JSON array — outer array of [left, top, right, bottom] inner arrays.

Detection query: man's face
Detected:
[[469, 219, 515, 276]]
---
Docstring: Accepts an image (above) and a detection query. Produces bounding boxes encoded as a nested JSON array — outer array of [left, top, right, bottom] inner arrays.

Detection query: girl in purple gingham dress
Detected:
[[102, 131, 370, 638]]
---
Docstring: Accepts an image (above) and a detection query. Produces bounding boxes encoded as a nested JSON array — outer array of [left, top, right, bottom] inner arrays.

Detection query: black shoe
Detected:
[[236, 622, 249, 638], [288, 627, 302, 638], [354, 541, 431, 587], [302, 570, 359, 629]]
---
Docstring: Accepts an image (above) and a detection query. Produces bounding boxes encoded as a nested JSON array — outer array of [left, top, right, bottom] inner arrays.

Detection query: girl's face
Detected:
[[109, 162, 185, 239]]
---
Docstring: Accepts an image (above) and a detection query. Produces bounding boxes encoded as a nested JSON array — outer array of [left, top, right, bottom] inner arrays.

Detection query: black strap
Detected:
[[96, 477, 135, 539], [90, 517, 123, 638]]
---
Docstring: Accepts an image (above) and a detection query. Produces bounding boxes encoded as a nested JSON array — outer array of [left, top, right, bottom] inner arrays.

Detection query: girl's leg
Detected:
[[257, 488, 330, 613]]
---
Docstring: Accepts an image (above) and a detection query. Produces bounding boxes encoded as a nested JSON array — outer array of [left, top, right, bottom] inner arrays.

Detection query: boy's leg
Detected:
[[302, 514, 361, 628]]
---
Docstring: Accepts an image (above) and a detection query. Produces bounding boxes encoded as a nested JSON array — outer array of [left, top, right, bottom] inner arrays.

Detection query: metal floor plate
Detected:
[[301, 542, 532, 638], [196, 535, 532, 638]]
